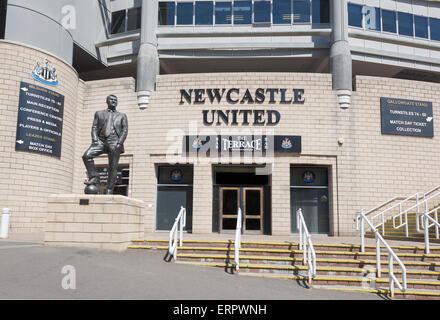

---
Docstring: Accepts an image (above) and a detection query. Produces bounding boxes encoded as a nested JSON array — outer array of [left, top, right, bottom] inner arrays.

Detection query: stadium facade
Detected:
[[1, 0, 440, 237]]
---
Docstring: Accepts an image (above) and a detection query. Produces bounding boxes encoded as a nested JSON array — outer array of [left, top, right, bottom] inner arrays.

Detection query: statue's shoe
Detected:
[[84, 177, 100, 185]]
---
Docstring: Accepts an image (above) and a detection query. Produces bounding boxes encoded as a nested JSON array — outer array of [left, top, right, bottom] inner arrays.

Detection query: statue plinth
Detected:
[[44, 194, 145, 252]]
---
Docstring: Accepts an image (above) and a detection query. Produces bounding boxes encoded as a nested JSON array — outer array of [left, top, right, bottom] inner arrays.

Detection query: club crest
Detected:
[[31, 58, 59, 86]]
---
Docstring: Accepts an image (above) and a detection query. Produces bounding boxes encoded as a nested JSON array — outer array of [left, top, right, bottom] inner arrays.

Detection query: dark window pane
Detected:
[[215, 2, 232, 24], [293, 0, 310, 23], [312, 0, 329, 23], [431, 18, 440, 41], [254, 1, 271, 23], [127, 7, 141, 31], [348, 3, 362, 28], [382, 9, 396, 33], [111, 10, 126, 34], [364, 6, 380, 31], [414, 15, 428, 39], [0, 0, 6, 39], [398, 12, 413, 36], [195, 1, 213, 25], [159, 2, 175, 25], [273, 0, 291, 24], [233, 1, 252, 24], [177, 2, 193, 25]]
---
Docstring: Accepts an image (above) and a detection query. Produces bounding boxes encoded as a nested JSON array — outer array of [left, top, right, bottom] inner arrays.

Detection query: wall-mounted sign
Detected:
[[183, 135, 301, 155], [15, 82, 64, 157], [381, 97, 433, 137], [31, 58, 59, 86]]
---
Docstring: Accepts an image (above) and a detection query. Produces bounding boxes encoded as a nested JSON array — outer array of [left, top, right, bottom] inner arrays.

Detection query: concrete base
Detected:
[[45, 194, 145, 252]]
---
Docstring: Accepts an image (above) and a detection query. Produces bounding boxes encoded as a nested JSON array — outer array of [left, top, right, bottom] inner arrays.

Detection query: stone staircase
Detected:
[[365, 211, 440, 243], [128, 239, 440, 299]]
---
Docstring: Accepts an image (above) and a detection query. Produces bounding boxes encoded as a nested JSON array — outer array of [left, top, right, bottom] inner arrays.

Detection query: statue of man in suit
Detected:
[[82, 95, 128, 194]]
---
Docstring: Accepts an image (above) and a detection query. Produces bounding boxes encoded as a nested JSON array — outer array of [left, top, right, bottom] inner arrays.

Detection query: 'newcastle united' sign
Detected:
[[15, 82, 64, 157], [183, 135, 301, 155], [381, 97, 433, 137]]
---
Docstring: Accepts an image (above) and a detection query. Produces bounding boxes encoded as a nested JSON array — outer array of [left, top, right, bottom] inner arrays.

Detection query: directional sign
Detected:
[[381, 97, 434, 137], [15, 81, 64, 157]]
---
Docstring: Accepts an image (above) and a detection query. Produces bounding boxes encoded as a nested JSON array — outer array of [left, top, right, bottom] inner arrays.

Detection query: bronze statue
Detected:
[[82, 95, 128, 194]]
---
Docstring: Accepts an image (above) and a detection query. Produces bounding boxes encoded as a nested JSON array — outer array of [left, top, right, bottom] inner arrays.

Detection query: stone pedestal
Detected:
[[45, 194, 145, 252]]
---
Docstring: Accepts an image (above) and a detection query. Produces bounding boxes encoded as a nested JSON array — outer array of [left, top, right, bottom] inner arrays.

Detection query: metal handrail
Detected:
[[366, 192, 420, 236], [168, 206, 186, 260], [234, 207, 242, 272], [296, 209, 316, 283], [356, 211, 407, 297], [418, 207, 440, 254]]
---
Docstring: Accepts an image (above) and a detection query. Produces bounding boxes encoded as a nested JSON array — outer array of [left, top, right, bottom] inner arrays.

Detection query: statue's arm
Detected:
[[118, 114, 128, 145], [91, 111, 99, 143]]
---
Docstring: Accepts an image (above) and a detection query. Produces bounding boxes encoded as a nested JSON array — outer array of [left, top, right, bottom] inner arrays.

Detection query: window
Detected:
[[111, 10, 126, 34], [293, 0, 310, 23], [96, 165, 130, 196], [431, 18, 440, 41], [364, 6, 380, 31], [215, 1, 232, 24], [414, 15, 428, 39], [127, 7, 141, 31], [348, 3, 362, 28], [398, 12, 413, 37], [159, 2, 175, 25], [195, 1, 213, 25], [0, 0, 6, 39], [253, 1, 271, 24], [111, 7, 142, 34], [381, 9, 396, 33], [312, 0, 329, 23], [233, 1, 252, 24], [177, 2, 194, 25], [273, 0, 291, 24]]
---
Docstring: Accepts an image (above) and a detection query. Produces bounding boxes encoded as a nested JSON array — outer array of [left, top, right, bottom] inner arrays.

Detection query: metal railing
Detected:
[[362, 192, 420, 238], [234, 207, 242, 272], [296, 209, 316, 283], [168, 206, 186, 260], [417, 207, 440, 254], [356, 210, 407, 297]]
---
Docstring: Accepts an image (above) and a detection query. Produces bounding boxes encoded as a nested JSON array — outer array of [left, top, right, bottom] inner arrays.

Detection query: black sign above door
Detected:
[[380, 97, 433, 137], [183, 135, 301, 155], [15, 81, 64, 157]]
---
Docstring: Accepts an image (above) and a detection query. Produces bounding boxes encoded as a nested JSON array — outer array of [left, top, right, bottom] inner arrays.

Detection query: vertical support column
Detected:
[[330, 0, 352, 109], [137, 0, 159, 109]]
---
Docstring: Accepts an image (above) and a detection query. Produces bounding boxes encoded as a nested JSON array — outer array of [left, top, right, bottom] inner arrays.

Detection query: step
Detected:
[[154, 246, 440, 262], [130, 239, 440, 254], [236, 271, 440, 291], [175, 254, 440, 280], [311, 285, 440, 300]]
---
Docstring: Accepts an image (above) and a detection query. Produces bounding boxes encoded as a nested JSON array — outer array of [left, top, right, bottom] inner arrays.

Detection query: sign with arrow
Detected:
[[15, 81, 64, 157]]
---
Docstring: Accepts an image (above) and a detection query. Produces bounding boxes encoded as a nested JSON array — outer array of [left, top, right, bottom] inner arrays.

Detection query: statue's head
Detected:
[[106, 95, 118, 110]]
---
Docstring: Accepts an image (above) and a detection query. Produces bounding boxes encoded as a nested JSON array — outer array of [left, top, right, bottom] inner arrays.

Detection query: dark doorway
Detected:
[[213, 165, 271, 235]]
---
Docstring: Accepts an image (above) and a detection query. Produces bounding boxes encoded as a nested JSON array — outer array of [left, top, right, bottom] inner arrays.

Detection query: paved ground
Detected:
[[0, 240, 382, 300]]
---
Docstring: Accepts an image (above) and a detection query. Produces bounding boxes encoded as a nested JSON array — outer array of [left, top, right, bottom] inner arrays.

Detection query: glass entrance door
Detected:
[[220, 187, 263, 233], [220, 187, 240, 231], [243, 187, 263, 232]]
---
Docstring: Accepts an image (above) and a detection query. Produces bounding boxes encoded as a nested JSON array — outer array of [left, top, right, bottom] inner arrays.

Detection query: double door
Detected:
[[220, 187, 263, 233]]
